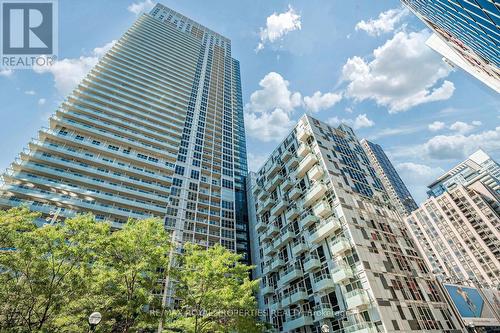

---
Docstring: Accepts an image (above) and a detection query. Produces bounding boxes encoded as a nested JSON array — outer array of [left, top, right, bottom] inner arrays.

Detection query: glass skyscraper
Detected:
[[361, 140, 418, 216], [401, 0, 500, 91], [0, 4, 250, 261]]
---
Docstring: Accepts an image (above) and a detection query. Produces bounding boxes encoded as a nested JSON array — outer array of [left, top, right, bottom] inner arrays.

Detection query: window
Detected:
[[190, 170, 200, 180]]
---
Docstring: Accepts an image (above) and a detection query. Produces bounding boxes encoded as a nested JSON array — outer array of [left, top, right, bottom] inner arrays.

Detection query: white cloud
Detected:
[[396, 162, 444, 203], [327, 113, 375, 130], [127, 0, 154, 15], [38, 98, 46, 106], [0, 69, 13, 77], [472, 120, 482, 126], [257, 5, 301, 51], [92, 40, 116, 57], [33, 40, 116, 96], [423, 127, 500, 160], [428, 121, 445, 132], [355, 7, 409, 36], [368, 125, 421, 140], [24, 90, 36, 95], [342, 30, 455, 113], [246, 72, 301, 114], [244, 108, 294, 142], [449, 121, 475, 134], [303, 91, 342, 113], [247, 152, 269, 172]]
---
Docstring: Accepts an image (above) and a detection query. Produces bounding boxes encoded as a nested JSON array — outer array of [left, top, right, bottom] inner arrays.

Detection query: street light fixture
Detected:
[[88, 312, 102, 332], [321, 324, 330, 333]]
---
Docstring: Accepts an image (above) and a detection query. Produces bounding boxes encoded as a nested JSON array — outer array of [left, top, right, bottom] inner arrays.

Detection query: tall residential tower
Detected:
[[249, 115, 462, 333], [406, 151, 500, 285], [0, 4, 250, 260], [361, 139, 418, 217]]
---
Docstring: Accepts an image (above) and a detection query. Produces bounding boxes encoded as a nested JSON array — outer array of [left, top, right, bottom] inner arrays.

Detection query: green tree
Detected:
[[0, 207, 109, 332], [0, 207, 171, 333], [169, 243, 266, 333]]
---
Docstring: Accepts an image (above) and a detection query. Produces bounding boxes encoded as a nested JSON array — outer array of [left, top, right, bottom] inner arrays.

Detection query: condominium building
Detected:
[[0, 4, 250, 260], [406, 152, 500, 286], [360, 140, 418, 217], [427, 149, 500, 198], [401, 0, 500, 93], [248, 115, 462, 333]]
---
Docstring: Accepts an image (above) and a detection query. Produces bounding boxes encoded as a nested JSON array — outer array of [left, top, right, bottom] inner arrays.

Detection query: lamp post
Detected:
[[321, 324, 330, 333], [88, 312, 102, 332]]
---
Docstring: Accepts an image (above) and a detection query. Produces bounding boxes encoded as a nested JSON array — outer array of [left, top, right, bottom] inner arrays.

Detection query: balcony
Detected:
[[282, 148, 293, 162], [282, 177, 294, 191], [285, 155, 299, 169], [252, 185, 262, 197], [313, 303, 335, 321], [266, 223, 280, 237], [283, 312, 313, 332], [271, 200, 288, 217], [292, 240, 308, 256], [271, 172, 284, 186], [313, 274, 335, 292], [271, 258, 285, 272], [282, 287, 309, 307], [285, 206, 300, 221], [345, 289, 370, 310], [330, 237, 351, 256], [331, 263, 354, 284], [308, 218, 341, 243], [303, 255, 321, 272], [263, 244, 273, 257], [268, 159, 281, 176], [262, 284, 274, 295], [258, 197, 273, 213], [297, 126, 312, 142], [308, 164, 324, 181], [299, 213, 318, 229], [280, 226, 295, 244], [296, 154, 318, 177], [279, 263, 303, 286], [255, 220, 266, 233], [272, 237, 282, 251], [313, 201, 332, 218], [297, 144, 310, 157], [303, 182, 327, 207], [343, 322, 378, 333], [262, 262, 271, 275], [257, 189, 269, 202], [262, 228, 272, 242], [288, 186, 303, 200], [269, 298, 280, 312]]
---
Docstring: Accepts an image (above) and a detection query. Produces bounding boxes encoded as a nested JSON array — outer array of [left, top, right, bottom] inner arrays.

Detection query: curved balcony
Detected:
[[282, 177, 294, 191], [279, 263, 303, 286], [283, 312, 313, 332], [299, 213, 318, 229], [330, 237, 351, 256], [296, 154, 318, 178], [271, 199, 288, 217], [303, 182, 327, 207], [331, 263, 354, 284], [345, 289, 370, 310], [313, 274, 335, 292], [282, 287, 309, 307], [303, 255, 321, 272], [280, 226, 295, 244], [313, 303, 335, 321], [271, 258, 285, 272], [297, 126, 312, 142], [285, 206, 300, 221], [297, 144, 310, 157], [307, 217, 341, 244], [288, 186, 303, 200], [292, 240, 308, 256], [313, 201, 332, 218], [308, 164, 324, 181], [262, 284, 275, 295]]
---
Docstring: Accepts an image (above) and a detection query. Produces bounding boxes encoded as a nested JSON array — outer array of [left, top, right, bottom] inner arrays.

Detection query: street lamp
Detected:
[[321, 324, 330, 333], [88, 312, 102, 332]]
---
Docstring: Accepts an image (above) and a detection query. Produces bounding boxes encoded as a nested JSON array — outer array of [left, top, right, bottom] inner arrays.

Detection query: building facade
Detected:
[[427, 150, 500, 198], [360, 140, 418, 217], [406, 152, 500, 286], [401, 0, 500, 92], [249, 115, 462, 333], [0, 4, 250, 260]]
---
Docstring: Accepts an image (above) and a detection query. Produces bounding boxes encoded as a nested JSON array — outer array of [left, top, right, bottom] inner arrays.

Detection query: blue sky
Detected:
[[0, 0, 498, 203]]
